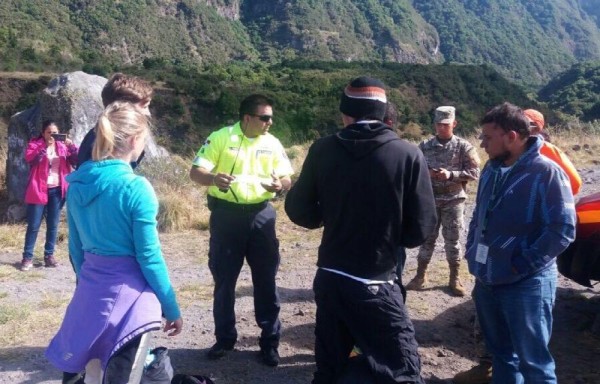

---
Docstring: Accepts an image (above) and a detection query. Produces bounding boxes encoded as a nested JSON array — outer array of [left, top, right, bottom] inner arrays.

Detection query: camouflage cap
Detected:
[[434, 106, 456, 124]]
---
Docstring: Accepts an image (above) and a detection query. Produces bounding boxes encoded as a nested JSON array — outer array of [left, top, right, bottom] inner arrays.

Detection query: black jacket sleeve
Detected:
[[401, 151, 438, 248], [77, 129, 96, 168], [284, 144, 323, 229]]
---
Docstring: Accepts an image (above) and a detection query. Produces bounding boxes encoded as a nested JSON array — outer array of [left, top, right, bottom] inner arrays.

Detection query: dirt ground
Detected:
[[1, 168, 600, 384]]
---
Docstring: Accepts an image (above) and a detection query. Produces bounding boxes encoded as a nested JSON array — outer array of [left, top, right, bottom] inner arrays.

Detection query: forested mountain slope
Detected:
[[2, 0, 600, 86]]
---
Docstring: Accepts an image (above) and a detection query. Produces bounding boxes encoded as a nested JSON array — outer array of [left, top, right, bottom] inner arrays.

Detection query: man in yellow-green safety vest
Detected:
[[189, 94, 293, 367]]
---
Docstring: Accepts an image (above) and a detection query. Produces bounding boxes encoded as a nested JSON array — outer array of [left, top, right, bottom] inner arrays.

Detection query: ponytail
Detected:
[[92, 101, 149, 161], [93, 113, 116, 161]]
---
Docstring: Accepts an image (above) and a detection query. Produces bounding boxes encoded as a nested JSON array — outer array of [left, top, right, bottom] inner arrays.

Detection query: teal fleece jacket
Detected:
[[66, 159, 180, 320]]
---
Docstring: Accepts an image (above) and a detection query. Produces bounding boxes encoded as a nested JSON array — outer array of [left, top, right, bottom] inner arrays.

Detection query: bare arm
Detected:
[[189, 165, 235, 190]]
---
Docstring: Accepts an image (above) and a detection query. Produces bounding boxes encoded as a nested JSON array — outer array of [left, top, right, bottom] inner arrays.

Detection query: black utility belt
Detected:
[[207, 195, 268, 212]]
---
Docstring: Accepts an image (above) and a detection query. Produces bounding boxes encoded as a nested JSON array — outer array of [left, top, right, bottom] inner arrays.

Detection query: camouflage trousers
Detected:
[[416, 202, 464, 264]]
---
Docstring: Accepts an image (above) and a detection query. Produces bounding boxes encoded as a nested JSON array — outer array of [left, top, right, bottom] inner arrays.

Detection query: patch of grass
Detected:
[[157, 189, 210, 232], [286, 144, 308, 180], [551, 125, 600, 168], [0, 303, 31, 325], [0, 292, 7, 299], [0, 302, 63, 347], [138, 156, 211, 232], [0, 264, 44, 282], [0, 223, 26, 250], [38, 292, 71, 310], [176, 282, 213, 308], [407, 295, 431, 317]]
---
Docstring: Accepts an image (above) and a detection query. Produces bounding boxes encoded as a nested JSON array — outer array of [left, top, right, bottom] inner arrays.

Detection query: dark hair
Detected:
[[101, 73, 153, 107], [38, 120, 58, 138], [383, 102, 398, 127], [480, 102, 530, 139], [239, 94, 273, 120], [42, 120, 57, 132]]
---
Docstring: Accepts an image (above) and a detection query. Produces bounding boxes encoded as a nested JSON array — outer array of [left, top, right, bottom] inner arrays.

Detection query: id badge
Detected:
[[475, 243, 489, 264]]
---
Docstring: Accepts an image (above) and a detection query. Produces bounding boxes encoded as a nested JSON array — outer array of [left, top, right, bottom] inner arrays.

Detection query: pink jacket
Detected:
[[24, 137, 78, 204]]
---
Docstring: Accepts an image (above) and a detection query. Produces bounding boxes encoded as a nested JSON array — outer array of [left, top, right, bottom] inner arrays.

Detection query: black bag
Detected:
[[141, 347, 174, 384], [171, 374, 215, 384]]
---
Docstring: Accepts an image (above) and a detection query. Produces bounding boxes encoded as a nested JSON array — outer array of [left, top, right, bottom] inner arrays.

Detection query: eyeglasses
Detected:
[[251, 114, 273, 122]]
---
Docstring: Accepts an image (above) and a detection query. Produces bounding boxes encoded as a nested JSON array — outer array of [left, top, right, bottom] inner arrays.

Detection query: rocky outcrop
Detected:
[[6, 71, 167, 218]]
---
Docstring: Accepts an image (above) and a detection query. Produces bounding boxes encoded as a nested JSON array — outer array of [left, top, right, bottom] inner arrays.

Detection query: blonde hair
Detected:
[[92, 101, 150, 161]]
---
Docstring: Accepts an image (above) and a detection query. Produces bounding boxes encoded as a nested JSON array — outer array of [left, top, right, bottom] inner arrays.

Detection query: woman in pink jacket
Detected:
[[21, 120, 78, 271]]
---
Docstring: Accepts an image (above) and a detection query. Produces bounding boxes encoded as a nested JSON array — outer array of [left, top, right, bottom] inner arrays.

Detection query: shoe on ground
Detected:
[[453, 361, 492, 384], [206, 342, 234, 360], [20, 259, 33, 271], [260, 346, 280, 367], [44, 255, 59, 268], [405, 275, 427, 290], [449, 278, 466, 297]]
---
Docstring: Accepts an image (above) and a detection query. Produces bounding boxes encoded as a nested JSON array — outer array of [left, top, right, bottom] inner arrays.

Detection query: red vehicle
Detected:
[[558, 192, 600, 287]]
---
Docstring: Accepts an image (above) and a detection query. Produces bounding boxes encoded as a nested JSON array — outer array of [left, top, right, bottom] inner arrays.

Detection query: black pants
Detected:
[[208, 202, 281, 349], [62, 335, 142, 384], [312, 269, 424, 384]]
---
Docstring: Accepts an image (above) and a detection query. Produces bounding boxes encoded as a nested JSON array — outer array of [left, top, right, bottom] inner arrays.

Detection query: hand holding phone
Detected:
[[51, 133, 67, 142]]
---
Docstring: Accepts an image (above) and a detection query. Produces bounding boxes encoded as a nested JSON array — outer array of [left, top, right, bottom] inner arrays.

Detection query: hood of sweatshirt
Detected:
[[65, 159, 135, 207], [335, 121, 399, 159]]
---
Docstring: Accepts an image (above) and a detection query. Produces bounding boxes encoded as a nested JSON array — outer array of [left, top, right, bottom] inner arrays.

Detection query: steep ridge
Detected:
[[1, 0, 600, 86]]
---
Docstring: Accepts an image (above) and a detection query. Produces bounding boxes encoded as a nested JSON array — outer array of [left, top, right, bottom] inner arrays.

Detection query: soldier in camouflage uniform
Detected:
[[405, 106, 480, 296]]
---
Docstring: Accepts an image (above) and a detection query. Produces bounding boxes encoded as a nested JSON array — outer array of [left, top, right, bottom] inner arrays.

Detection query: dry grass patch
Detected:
[[0, 303, 30, 326], [176, 282, 214, 308], [286, 144, 309, 178], [0, 223, 26, 250], [38, 292, 71, 310], [157, 189, 210, 232], [139, 155, 211, 232], [551, 125, 600, 168], [407, 295, 431, 317], [0, 264, 44, 282], [0, 302, 63, 347]]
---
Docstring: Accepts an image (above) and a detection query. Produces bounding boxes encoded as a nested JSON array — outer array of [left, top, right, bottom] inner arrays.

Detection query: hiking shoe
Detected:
[[44, 255, 59, 267], [453, 361, 492, 384], [260, 346, 280, 367], [20, 259, 33, 271], [206, 342, 234, 360], [405, 275, 428, 290]]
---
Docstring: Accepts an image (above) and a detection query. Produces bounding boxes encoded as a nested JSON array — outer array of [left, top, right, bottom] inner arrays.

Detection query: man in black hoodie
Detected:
[[285, 77, 437, 384]]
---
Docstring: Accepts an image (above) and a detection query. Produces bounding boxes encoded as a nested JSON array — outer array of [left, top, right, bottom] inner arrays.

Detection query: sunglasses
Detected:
[[251, 114, 273, 122]]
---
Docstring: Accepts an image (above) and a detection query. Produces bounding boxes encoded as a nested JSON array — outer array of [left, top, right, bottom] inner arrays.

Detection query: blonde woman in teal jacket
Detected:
[[46, 102, 183, 384]]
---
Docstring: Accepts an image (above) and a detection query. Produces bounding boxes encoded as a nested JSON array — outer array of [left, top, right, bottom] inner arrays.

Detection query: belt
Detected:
[[207, 195, 268, 212], [433, 183, 464, 195]]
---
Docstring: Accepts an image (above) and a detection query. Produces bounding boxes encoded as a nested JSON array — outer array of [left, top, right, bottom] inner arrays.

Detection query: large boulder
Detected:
[[6, 71, 167, 218]]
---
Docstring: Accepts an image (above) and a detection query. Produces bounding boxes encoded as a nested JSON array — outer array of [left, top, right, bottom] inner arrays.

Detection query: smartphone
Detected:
[[51, 133, 67, 142]]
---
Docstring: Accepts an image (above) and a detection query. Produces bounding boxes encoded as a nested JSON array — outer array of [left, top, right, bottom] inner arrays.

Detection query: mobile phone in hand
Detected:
[[51, 133, 67, 141]]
